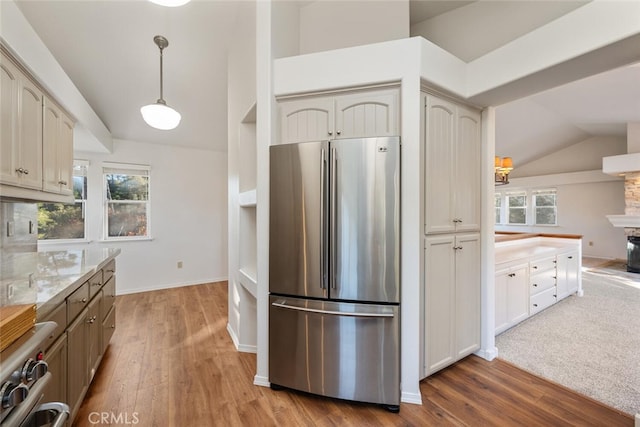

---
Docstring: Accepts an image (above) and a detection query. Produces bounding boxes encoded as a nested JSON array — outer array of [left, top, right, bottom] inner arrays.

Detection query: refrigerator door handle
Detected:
[[330, 146, 337, 290], [271, 301, 395, 318], [320, 146, 327, 290]]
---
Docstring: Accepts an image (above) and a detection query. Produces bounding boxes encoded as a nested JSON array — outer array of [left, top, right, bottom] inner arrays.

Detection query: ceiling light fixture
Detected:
[[148, 0, 191, 7], [140, 35, 181, 130], [495, 156, 513, 186]]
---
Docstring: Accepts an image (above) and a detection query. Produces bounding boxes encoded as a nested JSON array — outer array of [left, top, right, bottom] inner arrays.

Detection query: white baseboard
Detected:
[[401, 391, 422, 405], [226, 323, 240, 350], [116, 276, 228, 296], [238, 344, 257, 353], [475, 346, 499, 361], [254, 375, 270, 387], [635, 412, 639, 427]]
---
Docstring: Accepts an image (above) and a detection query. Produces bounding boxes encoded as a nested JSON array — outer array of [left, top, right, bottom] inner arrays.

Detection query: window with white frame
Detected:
[[103, 163, 150, 239], [38, 161, 89, 241], [506, 191, 527, 225], [533, 189, 557, 225], [495, 193, 502, 224]]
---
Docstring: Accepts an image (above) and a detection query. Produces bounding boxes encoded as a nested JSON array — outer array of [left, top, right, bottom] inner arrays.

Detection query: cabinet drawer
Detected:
[[530, 287, 557, 315], [67, 281, 89, 322], [530, 269, 556, 294], [102, 305, 116, 353], [101, 276, 116, 322], [88, 270, 103, 300], [530, 256, 556, 273], [103, 260, 116, 283], [42, 301, 66, 350]]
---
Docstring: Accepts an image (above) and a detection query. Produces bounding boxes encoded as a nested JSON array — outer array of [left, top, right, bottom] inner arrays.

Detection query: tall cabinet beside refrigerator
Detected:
[[269, 136, 400, 411]]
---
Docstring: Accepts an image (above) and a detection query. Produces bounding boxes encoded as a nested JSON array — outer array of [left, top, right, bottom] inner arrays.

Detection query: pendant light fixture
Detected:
[[141, 35, 181, 130]]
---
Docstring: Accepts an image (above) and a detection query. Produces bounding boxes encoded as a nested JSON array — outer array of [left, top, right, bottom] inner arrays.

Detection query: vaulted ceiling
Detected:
[[12, 0, 640, 166]]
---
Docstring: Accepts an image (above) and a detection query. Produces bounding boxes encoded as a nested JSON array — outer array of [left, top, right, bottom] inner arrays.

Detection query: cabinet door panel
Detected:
[[454, 107, 481, 232], [1, 55, 19, 185], [424, 95, 456, 234], [42, 99, 60, 192], [58, 114, 74, 196], [424, 235, 456, 375], [334, 89, 398, 138], [507, 265, 529, 325], [43, 334, 67, 405], [280, 98, 333, 143], [17, 78, 43, 189], [495, 268, 509, 334], [455, 233, 480, 357], [67, 307, 89, 421]]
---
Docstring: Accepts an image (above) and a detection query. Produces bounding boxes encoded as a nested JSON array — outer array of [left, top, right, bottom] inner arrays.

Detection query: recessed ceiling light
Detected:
[[148, 0, 190, 7]]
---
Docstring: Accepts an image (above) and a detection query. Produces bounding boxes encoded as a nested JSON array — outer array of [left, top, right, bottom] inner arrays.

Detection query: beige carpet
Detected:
[[495, 264, 640, 416]]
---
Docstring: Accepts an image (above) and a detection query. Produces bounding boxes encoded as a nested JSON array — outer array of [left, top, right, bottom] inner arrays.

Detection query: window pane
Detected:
[[107, 203, 148, 237], [509, 208, 526, 224], [536, 207, 556, 225], [535, 194, 555, 207], [106, 174, 149, 201], [508, 195, 526, 207], [38, 203, 85, 240], [73, 175, 87, 200]]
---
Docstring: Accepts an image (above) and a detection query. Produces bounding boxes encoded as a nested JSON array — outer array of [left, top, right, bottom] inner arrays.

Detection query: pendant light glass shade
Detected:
[[141, 102, 181, 130], [141, 35, 181, 130], [149, 0, 191, 7]]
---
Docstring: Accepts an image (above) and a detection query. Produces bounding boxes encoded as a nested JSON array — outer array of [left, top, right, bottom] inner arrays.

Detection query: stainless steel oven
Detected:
[[0, 322, 69, 427]]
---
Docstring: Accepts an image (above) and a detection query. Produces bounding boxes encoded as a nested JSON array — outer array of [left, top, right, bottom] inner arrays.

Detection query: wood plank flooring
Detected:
[[73, 282, 633, 426]]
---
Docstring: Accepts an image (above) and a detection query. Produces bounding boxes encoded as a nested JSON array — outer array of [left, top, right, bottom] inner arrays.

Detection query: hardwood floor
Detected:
[[73, 282, 633, 426]]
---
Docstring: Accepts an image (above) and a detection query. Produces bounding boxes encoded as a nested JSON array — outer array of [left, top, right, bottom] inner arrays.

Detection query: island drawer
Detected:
[[530, 287, 556, 315], [103, 260, 116, 284], [529, 256, 556, 273], [67, 281, 89, 322], [530, 269, 556, 294], [88, 270, 103, 300]]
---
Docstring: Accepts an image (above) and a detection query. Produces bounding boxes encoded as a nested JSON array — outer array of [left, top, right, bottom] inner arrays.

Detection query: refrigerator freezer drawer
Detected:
[[269, 296, 400, 406]]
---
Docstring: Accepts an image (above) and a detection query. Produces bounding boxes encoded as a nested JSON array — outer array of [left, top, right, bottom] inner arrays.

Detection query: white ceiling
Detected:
[[14, 0, 640, 165]]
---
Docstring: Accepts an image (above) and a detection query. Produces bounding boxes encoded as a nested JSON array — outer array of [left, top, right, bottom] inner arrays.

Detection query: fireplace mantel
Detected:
[[606, 214, 640, 228]]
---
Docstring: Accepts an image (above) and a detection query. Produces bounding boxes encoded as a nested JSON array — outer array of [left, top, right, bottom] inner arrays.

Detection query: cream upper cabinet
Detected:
[[279, 87, 399, 144], [424, 93, 481, 234], [43, 96, 74, 196], [424, 233, 480, 376], [1, 50, 43, 190]]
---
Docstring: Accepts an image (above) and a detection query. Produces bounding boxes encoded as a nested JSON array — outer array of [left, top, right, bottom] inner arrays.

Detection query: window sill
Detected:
[[38, 239, 91, 246], [99, 237, 154, 243]]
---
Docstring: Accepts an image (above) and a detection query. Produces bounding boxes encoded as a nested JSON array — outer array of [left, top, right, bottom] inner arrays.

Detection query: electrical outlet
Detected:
[[177, 261, 183, 269], [588, 241, 594, 246]]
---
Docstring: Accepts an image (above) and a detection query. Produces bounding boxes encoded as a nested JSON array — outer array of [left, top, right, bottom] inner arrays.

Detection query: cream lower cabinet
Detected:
[[495, 262, 529, 335], [556, 250, 580, 299], [424, 233, 480, 376], [279, 86, 399, 144]]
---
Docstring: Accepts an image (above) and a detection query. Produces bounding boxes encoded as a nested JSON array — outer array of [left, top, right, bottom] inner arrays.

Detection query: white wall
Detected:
[[42, 139, 228, 295], [497, 136, 627, 259], [299, 0, 409, 55]]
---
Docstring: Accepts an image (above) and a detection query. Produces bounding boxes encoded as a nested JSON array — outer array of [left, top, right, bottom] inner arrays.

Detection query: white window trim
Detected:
[[102, 163, 151, 241]]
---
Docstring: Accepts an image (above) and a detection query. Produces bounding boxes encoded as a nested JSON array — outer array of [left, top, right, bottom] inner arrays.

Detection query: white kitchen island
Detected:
[[495, 233, 582, 335]]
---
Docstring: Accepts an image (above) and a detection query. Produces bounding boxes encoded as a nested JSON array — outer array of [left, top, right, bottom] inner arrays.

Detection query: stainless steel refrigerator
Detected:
[[269, 136, 400, 411]]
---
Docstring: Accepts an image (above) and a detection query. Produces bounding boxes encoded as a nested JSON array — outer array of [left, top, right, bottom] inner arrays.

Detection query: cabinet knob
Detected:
[[58, 180, 68, 185], [336, 130, 341, 135], [532, 266, 538, 269], [533, 303, 538, 307], [453, 246, 463, 250], [568, 256, 573, 259], [22, 169, 29, 175], [15, 167, 24, 174], [81, 298, 88, 303], [533, 283, 538, 287], [508, 273, 516, 277], [328, 131, 333, 136]]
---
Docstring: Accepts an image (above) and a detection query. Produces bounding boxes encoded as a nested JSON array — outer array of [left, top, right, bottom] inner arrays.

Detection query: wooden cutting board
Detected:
[[0, 304, 36, 352]]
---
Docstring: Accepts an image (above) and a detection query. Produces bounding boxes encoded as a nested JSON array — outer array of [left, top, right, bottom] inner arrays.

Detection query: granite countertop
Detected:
[[1, 247, 120, 319]]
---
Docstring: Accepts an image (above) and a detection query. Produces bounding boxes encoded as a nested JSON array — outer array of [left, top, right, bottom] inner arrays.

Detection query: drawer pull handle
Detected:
[[91, 282, 101, 286], [111, 325, 115, 329], [533, 283, 538, 287], [107, 269, 115, 273], [533, 304, 538, 307], [568, 256, 573, 259], [508, 273, 516, 277], [81, 298, 87, 303], [532, 266, 538, 269]]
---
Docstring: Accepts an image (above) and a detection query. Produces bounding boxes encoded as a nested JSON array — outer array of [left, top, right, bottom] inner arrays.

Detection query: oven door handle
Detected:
[[31, 402, 70, 427]]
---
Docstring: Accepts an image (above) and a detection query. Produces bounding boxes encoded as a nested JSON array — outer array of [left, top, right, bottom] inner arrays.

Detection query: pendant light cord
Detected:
[[159, 44, 165, 103]]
